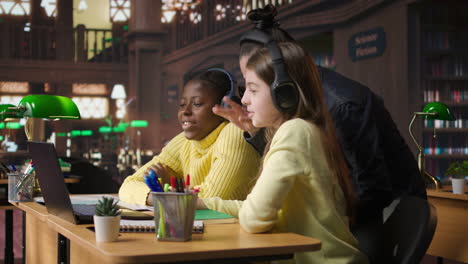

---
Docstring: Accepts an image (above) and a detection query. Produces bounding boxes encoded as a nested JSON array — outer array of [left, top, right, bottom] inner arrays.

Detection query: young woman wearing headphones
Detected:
[[200, 42, 368, 264], [119, 69, 260, 205]]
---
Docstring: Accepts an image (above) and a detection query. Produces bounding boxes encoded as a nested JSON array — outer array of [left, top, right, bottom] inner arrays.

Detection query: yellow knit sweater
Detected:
[[204, 119, 368, 264], [118, 121, 260, 204]]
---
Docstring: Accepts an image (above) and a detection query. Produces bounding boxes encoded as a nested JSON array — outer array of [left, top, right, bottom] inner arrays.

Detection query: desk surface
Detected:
[[427, 185, 468, 201], [15, 201, 321, 264], [427, 186, 468, 262], [0, 178, 80, 184]]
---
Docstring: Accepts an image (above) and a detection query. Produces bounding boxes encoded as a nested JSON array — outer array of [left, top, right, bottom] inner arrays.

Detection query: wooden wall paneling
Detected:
[[333, 0, 413, 148]]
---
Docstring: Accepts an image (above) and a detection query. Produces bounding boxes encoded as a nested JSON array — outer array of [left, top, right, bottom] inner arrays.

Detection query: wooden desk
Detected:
[[0, 178, 81, 264], [0, 178, 80, 185], [14, 201, 321, 264], [427, 186, 468, 263], [12, 202, 58, 264], [0, 204, 16, 264]]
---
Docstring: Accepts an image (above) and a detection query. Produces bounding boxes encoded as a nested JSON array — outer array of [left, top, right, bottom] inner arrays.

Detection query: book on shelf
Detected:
[[424, 118, 467, 129], [423, 81, 468, 103]]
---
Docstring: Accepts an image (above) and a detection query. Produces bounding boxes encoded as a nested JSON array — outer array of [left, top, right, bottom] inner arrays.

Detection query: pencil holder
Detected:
[[152, 192, 198, 242], [8, 172, 34, 202]]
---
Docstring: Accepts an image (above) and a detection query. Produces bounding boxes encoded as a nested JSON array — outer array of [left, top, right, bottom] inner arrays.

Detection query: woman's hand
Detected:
[[197, 198, 208, 210], [212, 96, 260, 136], [146, 192, 154, 206], [145, 162, 176, 184]]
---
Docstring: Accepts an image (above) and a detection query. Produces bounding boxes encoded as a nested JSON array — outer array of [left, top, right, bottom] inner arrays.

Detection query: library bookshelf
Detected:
[[419, 0, 468, 180]]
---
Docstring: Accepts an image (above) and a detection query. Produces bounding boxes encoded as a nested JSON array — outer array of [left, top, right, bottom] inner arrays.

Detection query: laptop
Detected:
[[28, 141, 95, 224]]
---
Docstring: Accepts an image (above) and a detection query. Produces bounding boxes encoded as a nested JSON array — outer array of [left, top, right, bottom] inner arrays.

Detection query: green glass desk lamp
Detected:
[[4, 95, 81, 141], [408, 102, 455, 190], [0, 104, 22, 120]]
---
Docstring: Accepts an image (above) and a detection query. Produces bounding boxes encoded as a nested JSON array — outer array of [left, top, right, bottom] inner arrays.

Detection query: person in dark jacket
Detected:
[[212, 5, 426, 263]]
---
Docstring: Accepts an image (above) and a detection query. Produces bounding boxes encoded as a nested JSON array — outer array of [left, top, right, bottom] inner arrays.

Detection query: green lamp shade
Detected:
[[113, 126, 125, 133], [18, 95, 81, 119], [130, 120, 148, 127], [69, 130, 92, 137], [0, 104, 22, 120], [71, 130, 81, 137], [422, 102, 455, 121], [81, 130, 93, 136], [117, 121, 129, 129], [0, 122, 4, 129], [6, 122, 22, 129], [99, 126, 112, 133]]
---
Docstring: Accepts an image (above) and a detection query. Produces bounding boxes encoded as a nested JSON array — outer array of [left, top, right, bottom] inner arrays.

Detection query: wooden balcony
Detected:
[[0, 22, 127, 84]]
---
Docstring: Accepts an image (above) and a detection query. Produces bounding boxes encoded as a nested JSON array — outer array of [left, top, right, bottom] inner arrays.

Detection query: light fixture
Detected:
[[161, 0, 201, 23], [130, 120, 148, 128], [409, 102, 455, 190], [111, 84, 127, 120], [162, 9, 176, 23], [0, 104, 21, 120], [15, 95, 80, 120], [78, 0, 88, 11], [111, 84, 127, 99], [214, 3, 246, 22], [4, 95, 81, 141]]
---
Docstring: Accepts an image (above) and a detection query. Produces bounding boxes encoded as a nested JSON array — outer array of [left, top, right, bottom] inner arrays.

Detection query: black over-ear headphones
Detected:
[[240, 29, 299, 113], [206, 68, 242, 108]]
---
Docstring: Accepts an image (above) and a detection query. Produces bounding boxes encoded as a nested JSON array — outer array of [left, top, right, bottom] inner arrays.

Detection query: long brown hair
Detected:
[[246, 42, 358, 224]]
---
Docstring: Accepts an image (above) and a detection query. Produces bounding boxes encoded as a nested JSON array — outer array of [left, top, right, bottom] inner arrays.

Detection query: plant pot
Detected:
[[94, 215, 121, 242], [451, 178, 466, 195]]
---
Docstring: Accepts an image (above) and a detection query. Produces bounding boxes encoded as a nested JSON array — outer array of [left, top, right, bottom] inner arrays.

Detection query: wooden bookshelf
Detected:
[[425, 154, 468, 160], [423, 128, 468, 133], [418, 1, 468, 180]]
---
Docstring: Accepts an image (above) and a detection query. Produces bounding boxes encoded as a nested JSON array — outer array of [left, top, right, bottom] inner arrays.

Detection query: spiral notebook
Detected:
[[119, 219, 204, 234], [116, 210, 235, 233]]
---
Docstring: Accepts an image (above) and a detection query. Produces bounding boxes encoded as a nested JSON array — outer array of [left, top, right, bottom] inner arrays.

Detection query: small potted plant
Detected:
[[445, 161, 467, 194], [94, 196, 121, 242]]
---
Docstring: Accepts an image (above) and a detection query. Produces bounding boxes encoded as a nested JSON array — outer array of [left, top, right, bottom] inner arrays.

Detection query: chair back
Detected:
[[383, 195, 437, 264]]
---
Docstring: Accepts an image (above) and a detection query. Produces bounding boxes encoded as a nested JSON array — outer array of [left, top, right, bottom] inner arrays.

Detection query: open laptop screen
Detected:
[[28, 141, 92, 224]]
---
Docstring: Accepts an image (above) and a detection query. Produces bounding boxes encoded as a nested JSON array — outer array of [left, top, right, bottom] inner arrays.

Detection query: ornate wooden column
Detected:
[[55, 0, 73, 61], [127, 0, 166, 151]]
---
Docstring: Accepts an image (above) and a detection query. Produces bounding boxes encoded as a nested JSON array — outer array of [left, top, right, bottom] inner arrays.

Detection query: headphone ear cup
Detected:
[[221, 88, 242, 108], [272, 82, 299, 112], [206, 68, 242, 108]]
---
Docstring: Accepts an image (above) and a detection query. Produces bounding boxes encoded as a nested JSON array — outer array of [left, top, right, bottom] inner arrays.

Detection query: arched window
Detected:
[[0, 0, 30, 16], [72, 83, 109, 119], [110, 0, 130, 22]]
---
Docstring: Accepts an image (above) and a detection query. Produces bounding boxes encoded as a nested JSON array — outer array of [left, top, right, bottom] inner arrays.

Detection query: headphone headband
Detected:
[[206, 68, 241, 107], [239, 28, 299, 112]]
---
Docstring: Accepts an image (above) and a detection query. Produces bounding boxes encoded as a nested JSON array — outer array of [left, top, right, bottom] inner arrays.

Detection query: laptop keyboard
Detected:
[[72, 204, 96, 216]]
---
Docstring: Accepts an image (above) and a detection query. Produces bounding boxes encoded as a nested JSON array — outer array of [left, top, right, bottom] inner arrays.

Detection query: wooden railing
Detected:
[[0, 22, 127, 64], [0, 0, 295, 61], [0, 23, 56, 60], [171, 0, 294, 50], [75, 25, 127, 64]]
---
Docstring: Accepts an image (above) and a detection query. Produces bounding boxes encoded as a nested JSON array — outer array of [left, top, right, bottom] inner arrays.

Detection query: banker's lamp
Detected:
[[0, 104, 21, 120], [5, 95, 81, 141], [409, 102, 455, 190]]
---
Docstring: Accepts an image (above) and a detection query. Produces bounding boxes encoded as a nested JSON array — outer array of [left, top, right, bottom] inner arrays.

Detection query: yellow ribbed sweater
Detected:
[[204, 119, 368, 264], [118, 121, 260, 205]]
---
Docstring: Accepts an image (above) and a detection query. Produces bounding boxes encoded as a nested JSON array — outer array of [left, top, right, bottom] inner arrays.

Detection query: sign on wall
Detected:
[[348, 27, 386, 61]]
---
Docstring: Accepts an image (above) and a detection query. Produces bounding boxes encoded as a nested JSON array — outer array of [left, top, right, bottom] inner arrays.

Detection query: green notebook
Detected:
[[195, 210, 234, 220]]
